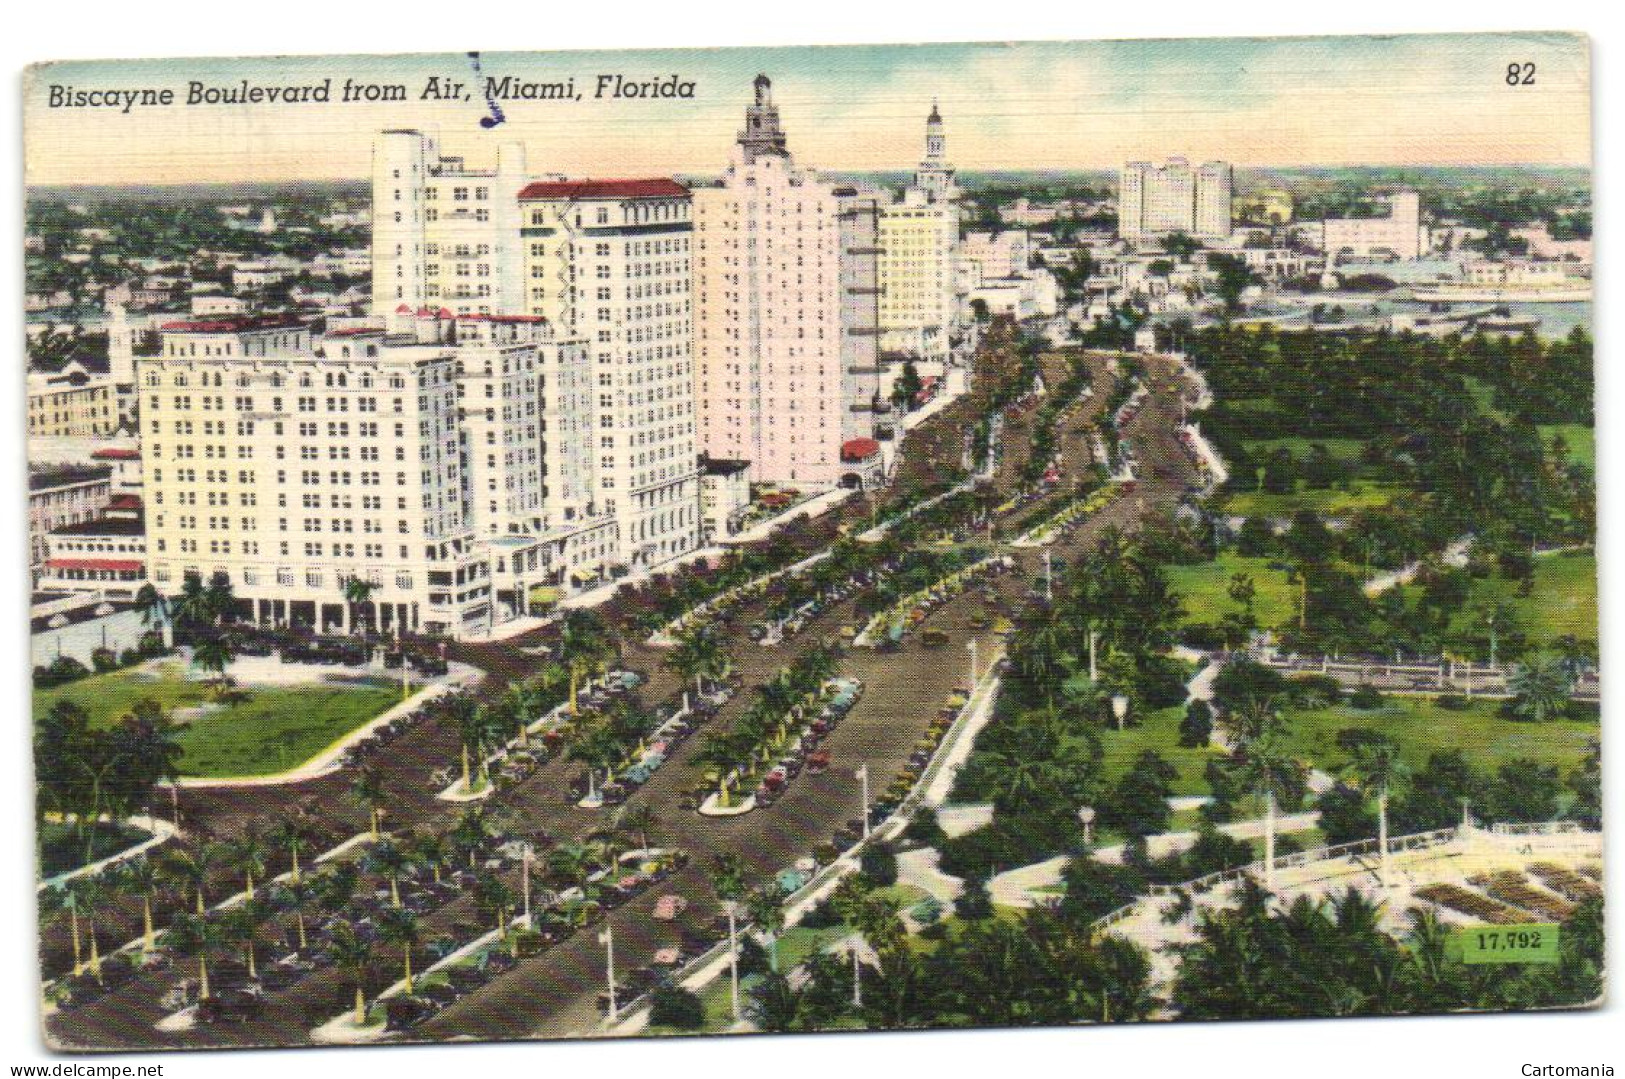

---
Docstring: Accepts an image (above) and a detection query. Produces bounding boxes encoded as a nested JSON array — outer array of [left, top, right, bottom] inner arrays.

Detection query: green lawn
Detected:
[[1088, 705, 1228, 797], [1221, 482, 1400, 520], [1243, 436, 1367, 463], [1166, 553, 1297, 629], [34, 661, 403, 778], [1449, 550, 1598, 645], [1539, 424, 1595, 470], [1277, 697, 1598, 779]]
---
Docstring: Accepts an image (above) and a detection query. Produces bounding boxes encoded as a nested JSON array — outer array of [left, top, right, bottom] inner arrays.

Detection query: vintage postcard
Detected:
[[24, 31, 1599, 1051]]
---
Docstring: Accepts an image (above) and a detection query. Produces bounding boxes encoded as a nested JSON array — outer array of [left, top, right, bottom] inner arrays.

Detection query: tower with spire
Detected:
[[913, 99, 958, 203], [736, 73, 789, 164]]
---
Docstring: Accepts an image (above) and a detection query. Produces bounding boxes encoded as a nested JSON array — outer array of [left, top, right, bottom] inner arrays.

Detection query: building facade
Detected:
[[878, 104, 960, 364], [371, 129, 529, 319], [28, 465, 113, 581], [139, 317, 492, 637], [1323, 191, 1424, 261], [518, 179, 702, 569], [693, 75, 883, 488], [1119, 158, 1233, 242]]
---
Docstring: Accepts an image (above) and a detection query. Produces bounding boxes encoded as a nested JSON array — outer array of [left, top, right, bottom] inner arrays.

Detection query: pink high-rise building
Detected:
[[693, 75, 883, 488]]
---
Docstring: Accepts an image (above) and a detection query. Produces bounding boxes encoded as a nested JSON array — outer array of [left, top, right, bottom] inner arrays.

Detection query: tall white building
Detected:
[[518, 180, 701, 569], [879, 103, 961, 365], [693, 75, 884, 488], [371, 129, 529, 319], [368, 130, 701, 575], [1119, 158, 1232, 242], [139, 317, 493, 637]]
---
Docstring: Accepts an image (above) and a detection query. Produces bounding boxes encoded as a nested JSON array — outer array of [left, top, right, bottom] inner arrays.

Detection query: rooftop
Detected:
[[518, 178, 689, 201], [52, 514, 145, 537], [159, 315, 308, 334], [30, 465, 112, 491], [702, 457, 751, 476]]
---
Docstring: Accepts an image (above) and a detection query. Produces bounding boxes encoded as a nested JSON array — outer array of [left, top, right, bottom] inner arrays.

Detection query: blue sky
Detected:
[[24, 32, 1590, 184]]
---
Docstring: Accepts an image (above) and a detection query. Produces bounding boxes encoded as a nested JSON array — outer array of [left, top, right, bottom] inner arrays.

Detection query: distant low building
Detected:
[[29, 464, 112, 581], [699, 457, 751, 543], [1323, 191, 1424, 261], [40, 508, 147, 600], [27, 363, 120, 438]]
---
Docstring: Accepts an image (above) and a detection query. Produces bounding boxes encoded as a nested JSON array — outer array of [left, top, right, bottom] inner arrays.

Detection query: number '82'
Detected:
[[1506, 62, 1536, 86]]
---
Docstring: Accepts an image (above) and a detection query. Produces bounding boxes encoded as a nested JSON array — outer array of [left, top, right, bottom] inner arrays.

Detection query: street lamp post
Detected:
[[967, 638, 979, 685], [856, 765, 871, 842], [1111, 694, 1129, 733], [724, 900, 741, 1021], [1042, 550, 1054, 602], [598, 925, 617, 1023], [521, 845, 533, 927], [1078, 806, 1095, 847], [851, 942, 863, 1009]]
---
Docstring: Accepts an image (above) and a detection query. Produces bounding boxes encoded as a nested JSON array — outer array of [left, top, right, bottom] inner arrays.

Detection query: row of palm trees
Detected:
[[692, 645, 840, 809]]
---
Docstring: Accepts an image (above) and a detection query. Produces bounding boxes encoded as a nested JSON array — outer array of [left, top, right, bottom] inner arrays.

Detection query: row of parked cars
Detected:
[[384, 851, 691, 1032], [752, 678, 863, 810]]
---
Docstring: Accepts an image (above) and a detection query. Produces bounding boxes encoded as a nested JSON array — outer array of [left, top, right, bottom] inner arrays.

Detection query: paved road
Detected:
[[43, 339, 1205, 1049]]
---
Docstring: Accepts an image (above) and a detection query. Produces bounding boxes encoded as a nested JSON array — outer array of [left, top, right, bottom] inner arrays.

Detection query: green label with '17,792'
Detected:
[[1456, 924, 1561, 964]]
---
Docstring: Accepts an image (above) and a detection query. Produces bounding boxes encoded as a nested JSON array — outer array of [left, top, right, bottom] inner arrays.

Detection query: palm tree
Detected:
[[446, 694, 490, 794], [203, 571, 236, 628], [451, 808, 496, 870], [225, 827, 269, 900], [1349, 739, 1407, 890], [162, 912, 223, 1003], [544, 842, 595, 892], [271, 879, 319, 953], [191, 635, 236, 696], [364, 840, 414, 908], [501, 682, 541, 748], [174, 572, 210, 631], [1235, 732, 1304, 894], [326, 920, 375, 1026], [411, 831, 450, 886], [222, 897, 271, 981], [375, 907, 421, 994], [270, 817, 315, 884], [616, 804, 658, 854], [160, 845, 218, 915], [746, 885, 787, 971], [709, 852, 748, 1020], [1507, 652, 1573, 724], [343, 576, 377, 637], [695, 732, 740, 808], [472, 874, 515, 939], [115, 856, 162, 951], [349, 767, 388, 839], [560, 611, 611, 718], [566, 721, 621, 801], [134, 582, 170, 637], [312, 863, 360, 919], [38, 887, 79, 978]]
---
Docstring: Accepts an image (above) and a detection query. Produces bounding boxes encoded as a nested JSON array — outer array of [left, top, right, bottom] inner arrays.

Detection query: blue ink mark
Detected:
[[467, 51, 506, 129]]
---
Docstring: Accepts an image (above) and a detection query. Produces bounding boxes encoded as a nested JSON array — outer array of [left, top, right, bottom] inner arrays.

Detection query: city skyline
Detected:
[[25, 32, 1590, 186]]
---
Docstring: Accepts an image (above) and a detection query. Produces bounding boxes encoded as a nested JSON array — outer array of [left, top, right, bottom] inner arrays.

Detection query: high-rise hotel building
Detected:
[[693, 76, 884, 488], [517, 180, 701, 568], [371, 130, 530, 318], [369, 132, 700, 573], [138, 312, 622, 638], [139, 317, 493, 637], [878, 102, 960, 364], [1118, 157, 1233, 243]]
